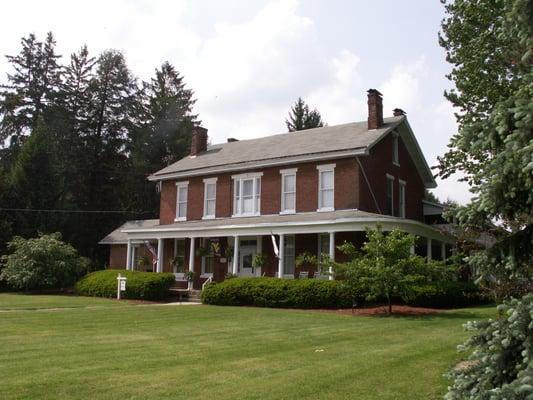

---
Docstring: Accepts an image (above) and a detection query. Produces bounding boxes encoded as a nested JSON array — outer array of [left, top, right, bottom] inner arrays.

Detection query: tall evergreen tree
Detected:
[[438, 0, 533, 397], [125, 62, 198, 216], [7, 121, 62, 237], [0, 32, 62, 142], [285, 97, 325, 131]]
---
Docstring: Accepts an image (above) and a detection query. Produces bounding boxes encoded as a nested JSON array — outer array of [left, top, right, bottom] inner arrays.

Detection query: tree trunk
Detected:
[[388, 296, 392, 315]]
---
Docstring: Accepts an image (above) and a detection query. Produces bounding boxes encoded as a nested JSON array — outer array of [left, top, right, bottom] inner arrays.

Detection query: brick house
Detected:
[[100, 89, 453, 288]]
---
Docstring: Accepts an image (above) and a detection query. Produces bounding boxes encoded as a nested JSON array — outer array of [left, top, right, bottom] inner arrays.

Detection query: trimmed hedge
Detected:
[[201, 277, 486, 309], [75, 270, 175, 300], [408, 281, 487, 308], [201, 277, 353, 308]]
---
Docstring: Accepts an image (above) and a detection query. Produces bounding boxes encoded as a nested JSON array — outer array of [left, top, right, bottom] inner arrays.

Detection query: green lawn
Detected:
[[0, 293, 493, 400]]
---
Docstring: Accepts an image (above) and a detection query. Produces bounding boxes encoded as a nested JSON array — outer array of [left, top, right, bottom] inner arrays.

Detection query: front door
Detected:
[[239, 246, 257, 277]]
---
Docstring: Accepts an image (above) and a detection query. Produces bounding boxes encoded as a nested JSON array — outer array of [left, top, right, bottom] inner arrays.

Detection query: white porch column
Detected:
[[328, 232, 335, 280], [131, 245, 136, 271], [126, 239, 132, 270], [278, 234, 285, 278], [189, 237, 196, 273], [441, 242, 446, 261], [232, 236, 239, 275], [156, 238, 164, 273], [427, 238, 432, 261]]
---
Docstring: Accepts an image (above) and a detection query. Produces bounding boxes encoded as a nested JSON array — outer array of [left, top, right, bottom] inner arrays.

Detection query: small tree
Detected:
[[331, 227, 452, 314], [285, 97, 325, 131], [0, 233, 89, 290]]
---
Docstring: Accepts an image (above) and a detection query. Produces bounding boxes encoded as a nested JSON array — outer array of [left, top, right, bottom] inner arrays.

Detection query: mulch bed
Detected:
[[313, 305, 444, 316]]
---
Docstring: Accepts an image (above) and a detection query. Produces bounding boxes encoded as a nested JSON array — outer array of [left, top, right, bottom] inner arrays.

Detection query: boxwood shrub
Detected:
[[408, 281, 487, 308], [75, 269, 175, 300], [201, 277, 353, 308]]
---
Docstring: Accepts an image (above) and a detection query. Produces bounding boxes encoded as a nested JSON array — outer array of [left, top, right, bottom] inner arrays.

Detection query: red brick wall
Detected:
[[160, 180, 177, 225], [158, 158, 361, 224], [358, 133, 425, 221], [109, 245, 127, 268]]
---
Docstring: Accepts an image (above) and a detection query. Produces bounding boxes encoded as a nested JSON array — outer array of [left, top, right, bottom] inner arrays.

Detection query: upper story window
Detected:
[[232, 172, 262, 217], [392, 134, 399, 166], [399, 180, 406, 218], [203, 178, 217, 219], [175, 181, 189, 221], [280, 168, 297, 214], [386, 174, 394, 216], [317, 164, 335, 212]]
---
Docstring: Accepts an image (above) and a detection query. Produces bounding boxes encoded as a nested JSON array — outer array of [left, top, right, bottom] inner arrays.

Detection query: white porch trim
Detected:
[[121, 215, 454, 244]]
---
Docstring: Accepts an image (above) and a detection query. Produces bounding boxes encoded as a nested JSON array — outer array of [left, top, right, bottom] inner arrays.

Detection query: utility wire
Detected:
[[0, 208, 153, 214]]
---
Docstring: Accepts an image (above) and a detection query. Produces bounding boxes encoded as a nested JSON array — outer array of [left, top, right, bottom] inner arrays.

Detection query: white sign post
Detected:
[[117, 274, 127, 300]]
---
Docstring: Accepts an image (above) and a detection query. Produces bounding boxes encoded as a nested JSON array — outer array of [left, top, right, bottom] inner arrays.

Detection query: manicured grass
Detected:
[[0, 294, 494, 400], [0, 293, 124, 310]]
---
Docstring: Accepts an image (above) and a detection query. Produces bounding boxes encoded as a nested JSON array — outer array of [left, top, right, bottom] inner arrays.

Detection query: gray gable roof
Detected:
[[148, 115, 436, 188], [98, 219, 160, 244]]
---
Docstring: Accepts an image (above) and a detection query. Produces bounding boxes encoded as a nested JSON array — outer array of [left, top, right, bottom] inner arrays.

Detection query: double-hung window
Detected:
[[233, 173, 262, 216], [175, 182, 188, 221], [398, 180, 406, 218], [280, 168, 297, 214], [203, 178, 217, 219], [386, 174, 395, 216], [284, 235, 295, 276], [392, 134, 400, 166], [317, 164, 335, 211]]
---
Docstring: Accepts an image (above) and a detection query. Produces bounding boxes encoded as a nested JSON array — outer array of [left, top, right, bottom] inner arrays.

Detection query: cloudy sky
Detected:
[[0, 0, 471, 204]]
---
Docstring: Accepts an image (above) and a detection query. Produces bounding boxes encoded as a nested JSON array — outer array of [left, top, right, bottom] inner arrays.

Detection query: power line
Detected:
[[0, 208, 153, 214]]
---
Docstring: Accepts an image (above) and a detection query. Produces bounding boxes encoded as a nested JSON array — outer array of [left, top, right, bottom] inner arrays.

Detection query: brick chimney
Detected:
[[393, 108, 406, 116], [190, 126, 208, 156], [367, 89, 384, 130]]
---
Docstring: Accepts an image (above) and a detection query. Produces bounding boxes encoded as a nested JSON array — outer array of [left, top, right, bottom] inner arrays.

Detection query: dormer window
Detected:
[[175, 181, 189, 221], [393, 134, 399, 166], [232, 172, 262, 217]]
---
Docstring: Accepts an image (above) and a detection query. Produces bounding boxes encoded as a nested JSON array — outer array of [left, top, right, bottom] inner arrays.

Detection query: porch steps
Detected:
[[168, 287, 202, 303]]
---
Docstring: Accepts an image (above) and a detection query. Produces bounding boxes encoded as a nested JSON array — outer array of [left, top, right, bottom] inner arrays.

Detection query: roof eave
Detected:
[[147, 148, 368, 181]]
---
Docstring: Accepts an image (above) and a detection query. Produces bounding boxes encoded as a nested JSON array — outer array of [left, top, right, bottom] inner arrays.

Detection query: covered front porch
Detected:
[[120, 210, 455, 290]]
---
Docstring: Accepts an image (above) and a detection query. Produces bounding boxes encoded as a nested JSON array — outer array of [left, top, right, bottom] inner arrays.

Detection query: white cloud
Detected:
[[0, 0, 472, 204]]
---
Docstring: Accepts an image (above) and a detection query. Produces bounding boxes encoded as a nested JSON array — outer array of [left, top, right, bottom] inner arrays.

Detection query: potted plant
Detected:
[[221, 246, 233, 264], [295, 252, 318, 278], [184, 270, 195, 290], [196, 246, 209, 257], [137, 255, 151, 271], [170, 256, 184, 278], [252, 253, 267, 274]]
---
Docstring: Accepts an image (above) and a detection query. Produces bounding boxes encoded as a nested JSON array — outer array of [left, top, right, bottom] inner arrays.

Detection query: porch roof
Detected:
[[114, 210, 454, 243], [99, 219, 160, 244]]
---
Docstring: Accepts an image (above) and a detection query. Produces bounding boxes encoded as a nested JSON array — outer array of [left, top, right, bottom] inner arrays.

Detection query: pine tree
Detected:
[[125, 62, 198, 215], [438, 0, 533, 397], [0, 32, 62, 142], [7, 121, 61, 237], [285, 97, 325, 131]]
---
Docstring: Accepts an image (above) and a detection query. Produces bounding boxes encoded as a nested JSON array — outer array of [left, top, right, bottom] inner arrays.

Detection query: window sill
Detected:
[[317, 207, 334, 212], [231, 213, 261, 218], [202, 215, 216, 220], [283, 274, 295, 279], [200, 273, 213, 278], [279, 210, 296, 215], [174, 217, 187, 222], [393, 162, 400, 167]]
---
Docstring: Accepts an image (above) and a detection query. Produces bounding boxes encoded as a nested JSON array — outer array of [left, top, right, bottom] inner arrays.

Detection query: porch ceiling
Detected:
[[118, 210, 454, 243]]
